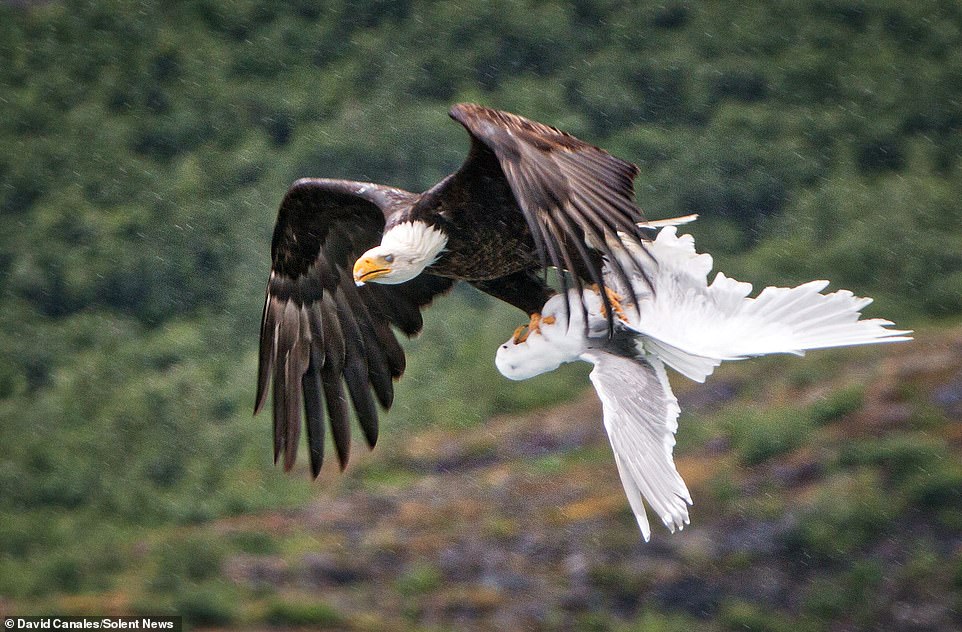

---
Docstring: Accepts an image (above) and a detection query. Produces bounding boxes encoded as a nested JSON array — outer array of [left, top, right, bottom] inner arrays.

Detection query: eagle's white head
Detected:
[[353, 221, 448, 285]]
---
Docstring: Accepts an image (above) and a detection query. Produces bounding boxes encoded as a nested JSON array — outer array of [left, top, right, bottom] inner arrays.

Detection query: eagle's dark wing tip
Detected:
[[278, 178, 323, 211], [287, 177, 313, 192], [253, 373, 270, 416], [449, 102, 476, 120], [449, 103, 502, 136]]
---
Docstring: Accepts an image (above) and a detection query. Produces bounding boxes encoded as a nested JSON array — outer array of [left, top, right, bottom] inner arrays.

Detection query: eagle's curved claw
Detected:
[[590, 285, 628, 322], [607, 288, 628, 321], [512, 313, 543, 344]]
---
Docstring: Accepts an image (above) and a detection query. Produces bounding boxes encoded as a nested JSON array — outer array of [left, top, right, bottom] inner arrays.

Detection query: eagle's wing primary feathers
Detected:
[[448, 103, 651, 326], [256, 178, 453, 476]]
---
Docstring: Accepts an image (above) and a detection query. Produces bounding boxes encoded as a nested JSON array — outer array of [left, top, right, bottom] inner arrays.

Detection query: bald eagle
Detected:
[[256, 103, 654, 475], [496, 222, 911, 539]]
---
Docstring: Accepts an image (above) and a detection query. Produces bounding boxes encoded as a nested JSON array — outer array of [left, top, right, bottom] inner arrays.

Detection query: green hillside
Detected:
[[1, 0, 961, 629]]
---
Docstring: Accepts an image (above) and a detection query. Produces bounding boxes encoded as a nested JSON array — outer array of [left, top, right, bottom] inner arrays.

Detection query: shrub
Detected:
[[174, 582, 240, 626], [725, 407, 815, 466], [810, 385, 864, 426], [718, 599, 802, 632], [783, 470, 892, 561], [838, 434, 949, 486], [802, 560, 883, 623], [396, 562, 443, 597], [264, 597, 344, 627], [150, 534, 227, 593]]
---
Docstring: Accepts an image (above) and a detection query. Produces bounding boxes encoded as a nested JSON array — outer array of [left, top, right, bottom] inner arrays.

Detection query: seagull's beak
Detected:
[[353, 256, 391, 286]]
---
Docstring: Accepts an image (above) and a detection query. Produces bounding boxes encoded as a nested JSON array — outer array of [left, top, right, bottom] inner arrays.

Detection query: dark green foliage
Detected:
[[150, 534, 227, 592], [0, 513, 128, 597], [146, 536, 243, 625], [229, 530, 280, 555], [396, 562, 444, 596], [803, 561, 884, 622], [265, 598, 344, 627], [725, 407, 816, 466], [810, 385, 864, 425], [173, 583, 241, 626], [783, 470, 893, 561], [718, 599, 804, 632], [837, 433, 960, 505]]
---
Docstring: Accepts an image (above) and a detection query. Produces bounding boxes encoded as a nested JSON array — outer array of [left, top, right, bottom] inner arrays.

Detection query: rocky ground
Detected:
[[199, 325, 962, 631]]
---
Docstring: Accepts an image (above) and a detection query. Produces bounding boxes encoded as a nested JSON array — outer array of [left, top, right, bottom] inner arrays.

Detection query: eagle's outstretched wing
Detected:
[[255, 178, 453, 476], [447, 103, 650, 325]]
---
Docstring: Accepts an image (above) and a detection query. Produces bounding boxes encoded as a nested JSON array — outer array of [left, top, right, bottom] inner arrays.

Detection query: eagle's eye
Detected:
[[384, 254, 395, 263]]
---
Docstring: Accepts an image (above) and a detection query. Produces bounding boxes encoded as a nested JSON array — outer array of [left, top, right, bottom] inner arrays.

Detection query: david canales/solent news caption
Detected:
[[2, 618, 181, 631]]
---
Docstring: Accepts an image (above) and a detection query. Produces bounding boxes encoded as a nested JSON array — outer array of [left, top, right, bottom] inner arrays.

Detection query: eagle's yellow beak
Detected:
[[353, 256, 392, 285]]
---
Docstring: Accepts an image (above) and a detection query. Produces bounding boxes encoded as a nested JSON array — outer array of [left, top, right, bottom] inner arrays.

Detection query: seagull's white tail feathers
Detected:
[[585, 352, 691, 541], [620, 227, 912, 381], [714, 277, 913, 355]]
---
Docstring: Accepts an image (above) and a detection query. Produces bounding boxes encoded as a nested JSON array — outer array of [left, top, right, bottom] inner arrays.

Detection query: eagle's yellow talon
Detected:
[[606, 288, 628, 322], [593, 286, 629, 322], [542, 315, 556, 326], [512, 313, 543, 344], [529, 312, 542, 336]]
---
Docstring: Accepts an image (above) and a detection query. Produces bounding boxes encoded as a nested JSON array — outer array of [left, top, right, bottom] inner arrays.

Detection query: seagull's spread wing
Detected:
[[496, 326, 691, 541], [447, 102, 651, 324], [616, 227, 913, 382], [584, 351, 691, 541], [256, 179, 453, 476]]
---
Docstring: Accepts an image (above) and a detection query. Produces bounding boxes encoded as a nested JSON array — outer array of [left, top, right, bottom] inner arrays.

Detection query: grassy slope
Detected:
[[9, 323, 961, 631]]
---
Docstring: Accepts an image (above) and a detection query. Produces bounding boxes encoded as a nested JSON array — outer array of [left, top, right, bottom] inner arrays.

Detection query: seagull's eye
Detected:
[[384, 254, 394, 263]]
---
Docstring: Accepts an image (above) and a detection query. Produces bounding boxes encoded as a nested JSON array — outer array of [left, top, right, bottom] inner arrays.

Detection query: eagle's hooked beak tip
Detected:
[[353, 256, 390, 285]]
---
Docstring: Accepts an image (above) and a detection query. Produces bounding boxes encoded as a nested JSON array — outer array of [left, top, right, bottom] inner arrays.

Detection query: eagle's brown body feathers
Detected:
[[256, 103, 650, 475]]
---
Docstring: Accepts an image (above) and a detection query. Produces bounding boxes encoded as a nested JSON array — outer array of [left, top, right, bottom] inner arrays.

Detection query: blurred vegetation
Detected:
[[1, 0, 961, 628]]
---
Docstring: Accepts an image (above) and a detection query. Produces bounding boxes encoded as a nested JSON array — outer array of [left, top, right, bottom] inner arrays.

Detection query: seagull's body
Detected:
[[496, 223, 912, 539]]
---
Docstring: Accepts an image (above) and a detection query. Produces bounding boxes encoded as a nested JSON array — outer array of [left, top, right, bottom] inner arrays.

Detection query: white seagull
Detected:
[[496, 219, 912, 540]]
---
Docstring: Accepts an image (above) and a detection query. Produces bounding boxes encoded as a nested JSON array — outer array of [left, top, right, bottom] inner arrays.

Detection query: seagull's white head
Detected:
[[353, 221, 448, 286], [495, 291, 594, 381], [495, 325, 569, 381]]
